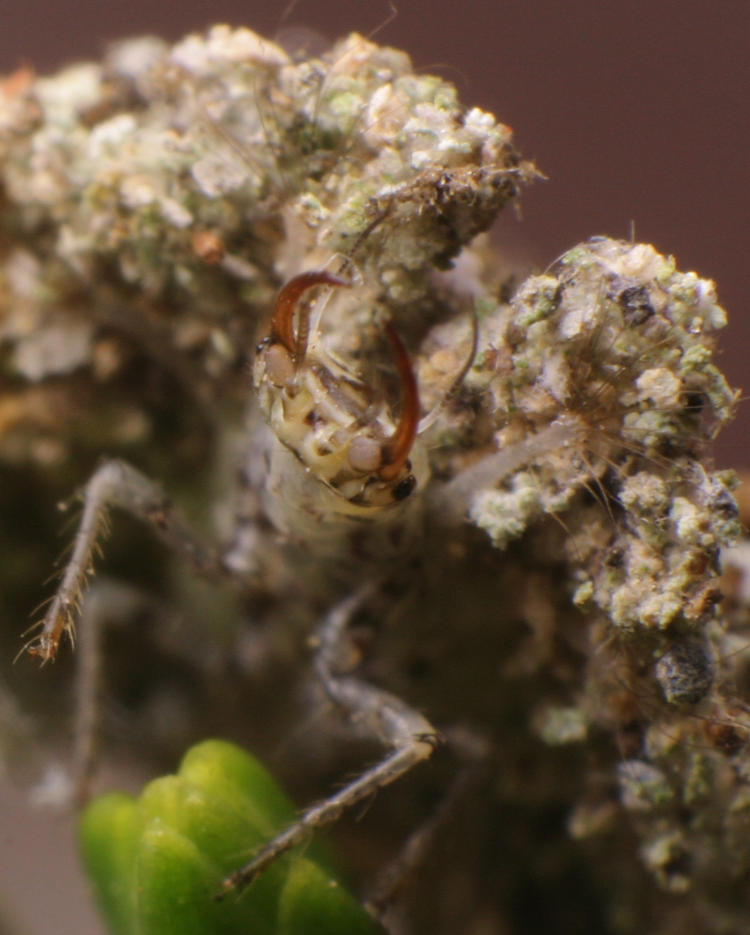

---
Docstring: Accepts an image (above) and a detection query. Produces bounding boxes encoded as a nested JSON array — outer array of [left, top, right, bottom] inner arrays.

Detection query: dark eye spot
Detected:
[[683, 391, 706, 415], [618, 284, 654, 326], [710, 486, 739, 519], [655, 639, 715, 705], [392, 475, 416, 501]]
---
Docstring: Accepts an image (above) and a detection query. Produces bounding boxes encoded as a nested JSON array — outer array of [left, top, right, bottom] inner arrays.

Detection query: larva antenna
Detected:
[[418, 308, 479, 434]]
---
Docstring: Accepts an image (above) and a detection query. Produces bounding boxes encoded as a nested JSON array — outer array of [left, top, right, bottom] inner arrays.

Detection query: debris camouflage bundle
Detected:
[[0, 24, 747, 935]]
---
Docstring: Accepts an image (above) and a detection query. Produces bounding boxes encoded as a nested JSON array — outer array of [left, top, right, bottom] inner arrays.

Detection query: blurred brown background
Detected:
[[2, 0, 748, 464]]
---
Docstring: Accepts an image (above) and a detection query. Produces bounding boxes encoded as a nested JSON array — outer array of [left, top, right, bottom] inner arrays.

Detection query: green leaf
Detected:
[[79, 739, 381, 935], [179, 740, 297, 835], [135, 820, 241, 935], [279, 857, 382, 935], [79, 793, 141, 935]]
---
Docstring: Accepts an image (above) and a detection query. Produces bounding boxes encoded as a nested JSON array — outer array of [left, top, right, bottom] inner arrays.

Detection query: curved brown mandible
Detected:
[[270, 270, 350, 363], [379, 321, 420, 481]]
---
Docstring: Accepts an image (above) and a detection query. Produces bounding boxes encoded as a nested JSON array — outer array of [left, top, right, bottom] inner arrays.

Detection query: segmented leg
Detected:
[[71, 580, 150, 806], [218, 586, 441, 897], [70, 583, 103, 807], [365, 725, 490, 924], [24, 459, 224, 664]]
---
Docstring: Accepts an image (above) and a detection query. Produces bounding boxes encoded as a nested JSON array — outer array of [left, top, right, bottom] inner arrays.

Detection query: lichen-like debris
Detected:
[[0, 26, 530, 408], [462, 238, 738, 632], [1, 24, 747, 935]]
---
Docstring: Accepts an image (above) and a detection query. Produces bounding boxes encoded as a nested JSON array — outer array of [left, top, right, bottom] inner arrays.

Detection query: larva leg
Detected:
[[70, 582, 103, 807], [365, 725, 490, 924], [218, 586, 440, 897], [71, 580, 152, 806], [24, 458, 224, 664]]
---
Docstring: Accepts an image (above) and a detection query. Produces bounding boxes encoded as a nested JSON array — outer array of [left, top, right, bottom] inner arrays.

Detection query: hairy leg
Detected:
[[218, 585, 441, 897], [366, 725, 490, 927], [23, 458, 224, 663], [71, 580, 160, 806], [21, 459, 228, 805]]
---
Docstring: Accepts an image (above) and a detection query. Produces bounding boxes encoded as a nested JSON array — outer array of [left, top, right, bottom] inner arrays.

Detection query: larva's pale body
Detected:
[[251, 271, 429, 568]]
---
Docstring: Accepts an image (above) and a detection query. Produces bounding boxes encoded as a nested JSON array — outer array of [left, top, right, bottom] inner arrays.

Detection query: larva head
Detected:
[[254, 272, 423, 511]]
